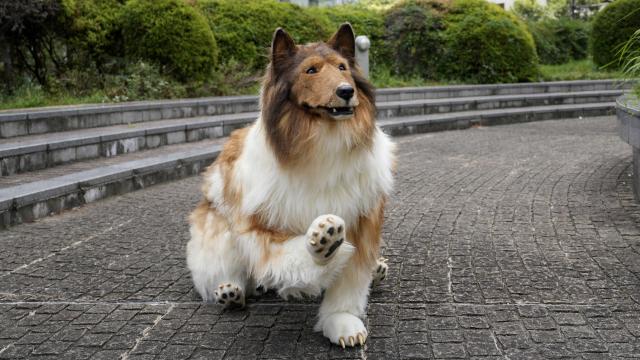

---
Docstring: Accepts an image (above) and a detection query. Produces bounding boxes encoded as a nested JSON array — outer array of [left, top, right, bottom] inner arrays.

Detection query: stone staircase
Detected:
[[0, 79, 630, 228]]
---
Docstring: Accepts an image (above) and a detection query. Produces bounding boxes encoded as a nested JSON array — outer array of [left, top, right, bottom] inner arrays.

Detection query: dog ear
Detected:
[[271, 28, 296, 69], [327, 23, 355, 63]]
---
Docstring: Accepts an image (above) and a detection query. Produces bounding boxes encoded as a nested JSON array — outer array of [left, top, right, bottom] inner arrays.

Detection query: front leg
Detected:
[[315, 260, 372, 348], [252, 214, 354, 298], [316, 200, 386, 348]]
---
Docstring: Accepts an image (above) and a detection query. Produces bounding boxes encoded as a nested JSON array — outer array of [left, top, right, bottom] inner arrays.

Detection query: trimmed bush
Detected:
[[591, 0, 640, 68], [308, 5, 386, 68], [120, 0, 218, 81], [512, 0, 546, 21], [440, 0, 538, 83], [62, 0, 125, 69], [383, 1, 445, 78], [395, 0, 453, 15], [528, 18, 589, 65], [198, 0, 330, 70]]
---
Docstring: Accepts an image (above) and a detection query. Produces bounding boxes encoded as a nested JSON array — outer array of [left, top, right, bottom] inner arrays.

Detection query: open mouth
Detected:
[[320, 106, 354, 117]]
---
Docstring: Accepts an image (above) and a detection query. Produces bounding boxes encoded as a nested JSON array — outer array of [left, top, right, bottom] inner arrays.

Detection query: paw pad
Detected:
[[372, 257, 388, 285], [306, 215, 346, 264], [214, 283, 245, 308]]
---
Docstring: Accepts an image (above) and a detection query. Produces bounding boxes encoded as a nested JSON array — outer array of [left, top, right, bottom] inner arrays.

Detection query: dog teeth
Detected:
[[332, 108, 337, 113]]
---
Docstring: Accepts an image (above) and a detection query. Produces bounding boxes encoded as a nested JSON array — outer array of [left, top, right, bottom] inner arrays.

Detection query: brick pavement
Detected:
[[1, 116, 639, 359]]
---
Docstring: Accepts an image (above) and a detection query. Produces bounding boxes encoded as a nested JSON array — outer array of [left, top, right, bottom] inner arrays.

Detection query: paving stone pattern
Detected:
[[1, 116, 640, 359]]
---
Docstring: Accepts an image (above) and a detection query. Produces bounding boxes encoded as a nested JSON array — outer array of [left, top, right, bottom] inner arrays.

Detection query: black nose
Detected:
[[336, 85, 354, 101]]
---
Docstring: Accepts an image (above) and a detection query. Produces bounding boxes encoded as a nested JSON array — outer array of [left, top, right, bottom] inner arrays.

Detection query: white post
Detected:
[[355, 35, 370, 79]]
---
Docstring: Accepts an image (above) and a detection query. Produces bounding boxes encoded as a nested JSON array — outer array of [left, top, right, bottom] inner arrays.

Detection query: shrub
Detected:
[[103, 61, 186, 102], [591, 0, 640, 68], [308, 5, 386, 68], [382, 1, 445, 78], [396, 0, 453, 15], [619, 29, 640, 96], [528, 18, 589, 65], [440, 0, 539, 83], [62, 0, 125, 70], [198, 0, 330, 70], [512, 0, 546, 21], [120, 0, 218, 81]]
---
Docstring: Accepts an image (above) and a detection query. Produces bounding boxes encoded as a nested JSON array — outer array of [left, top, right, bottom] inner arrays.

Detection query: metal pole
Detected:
[[355, 35, 370, 79]]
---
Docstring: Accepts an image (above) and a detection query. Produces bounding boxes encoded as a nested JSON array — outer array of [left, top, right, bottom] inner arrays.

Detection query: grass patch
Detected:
[[539, 59, 624, 81], [0, 85, 108, 111]]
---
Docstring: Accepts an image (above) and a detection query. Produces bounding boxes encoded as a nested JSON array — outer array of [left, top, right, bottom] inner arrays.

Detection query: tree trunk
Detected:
[[1, 35, 14, 93]]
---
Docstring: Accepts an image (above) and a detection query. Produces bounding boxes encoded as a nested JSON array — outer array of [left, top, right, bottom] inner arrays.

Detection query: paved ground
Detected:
[[1, 116, 640, 359]]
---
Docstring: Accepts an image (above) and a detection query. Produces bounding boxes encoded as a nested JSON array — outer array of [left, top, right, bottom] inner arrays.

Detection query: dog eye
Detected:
[[306, 67, 317, 74], [338, 64, 346, 71]]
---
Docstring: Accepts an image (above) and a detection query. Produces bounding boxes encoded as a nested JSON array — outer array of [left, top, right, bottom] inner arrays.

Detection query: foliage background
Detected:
[[590, 0, 640, 68], [0, 0, 631, 108]]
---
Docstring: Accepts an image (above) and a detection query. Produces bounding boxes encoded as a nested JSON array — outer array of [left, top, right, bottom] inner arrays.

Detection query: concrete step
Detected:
[[0, 112, 256, 176], [0, 101, 616, 228], [376, 90, 622, 119], [378, 102, 615, 136], [0, 91, 622, 176], [0, 79, 629, 138], [0, 139, 225, 227], [375, 79, 631, 102], [0, 95, 259, 139], [0, 138, 227, 189]]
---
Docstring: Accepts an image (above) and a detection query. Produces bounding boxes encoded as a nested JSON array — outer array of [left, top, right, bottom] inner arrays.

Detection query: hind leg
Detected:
[[214, 282, 245, 308], [186, 206, 248, 307]]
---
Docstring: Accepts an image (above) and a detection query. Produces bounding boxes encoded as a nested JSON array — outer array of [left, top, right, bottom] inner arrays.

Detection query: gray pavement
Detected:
[[1, 116, 640, 359]]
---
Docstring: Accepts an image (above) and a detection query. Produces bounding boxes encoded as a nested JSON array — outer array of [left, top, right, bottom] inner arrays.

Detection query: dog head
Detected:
[[271, 24, 362, 120], [261, 23, 376, 165]]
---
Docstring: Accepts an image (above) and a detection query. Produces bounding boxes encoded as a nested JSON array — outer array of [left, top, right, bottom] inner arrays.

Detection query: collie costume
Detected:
[[186, 24, 395, 348]]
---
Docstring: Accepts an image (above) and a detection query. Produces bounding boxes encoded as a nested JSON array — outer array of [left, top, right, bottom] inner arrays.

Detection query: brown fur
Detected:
[[189, 201, 231, 244], [261, 28, 376, 167], [189, 200, 213, 233], [201, 127, 249, 210], [348, 198, 386, 268]]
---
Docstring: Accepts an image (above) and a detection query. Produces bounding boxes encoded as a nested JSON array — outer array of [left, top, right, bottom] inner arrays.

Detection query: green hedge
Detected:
[[441, 0, 539, 83], [308, 5, 386, 68], [120, 0, 218, 81], [6, 0, 557, 98], [512, 0, 546, 21], [198, 0, 330, 70], [528, 18, 589, 65], [63, 0, 125, 68], [383, 1, 444, 78], [591, 0, 640, 68]]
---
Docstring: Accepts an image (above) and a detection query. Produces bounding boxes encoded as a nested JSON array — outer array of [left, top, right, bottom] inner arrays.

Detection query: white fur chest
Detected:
[[234, 122, 394, 234]]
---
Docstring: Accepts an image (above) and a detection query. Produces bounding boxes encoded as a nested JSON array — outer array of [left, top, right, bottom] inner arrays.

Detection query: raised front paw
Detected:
[[372, 257, 388, 286], [306, 214, 346, 264], [321, 312, 367, 348], [214, 282, 245, 308]]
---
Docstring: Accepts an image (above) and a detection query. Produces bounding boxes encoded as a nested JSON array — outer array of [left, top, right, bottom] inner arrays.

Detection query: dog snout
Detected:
[[336, 85, 354, 102]]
